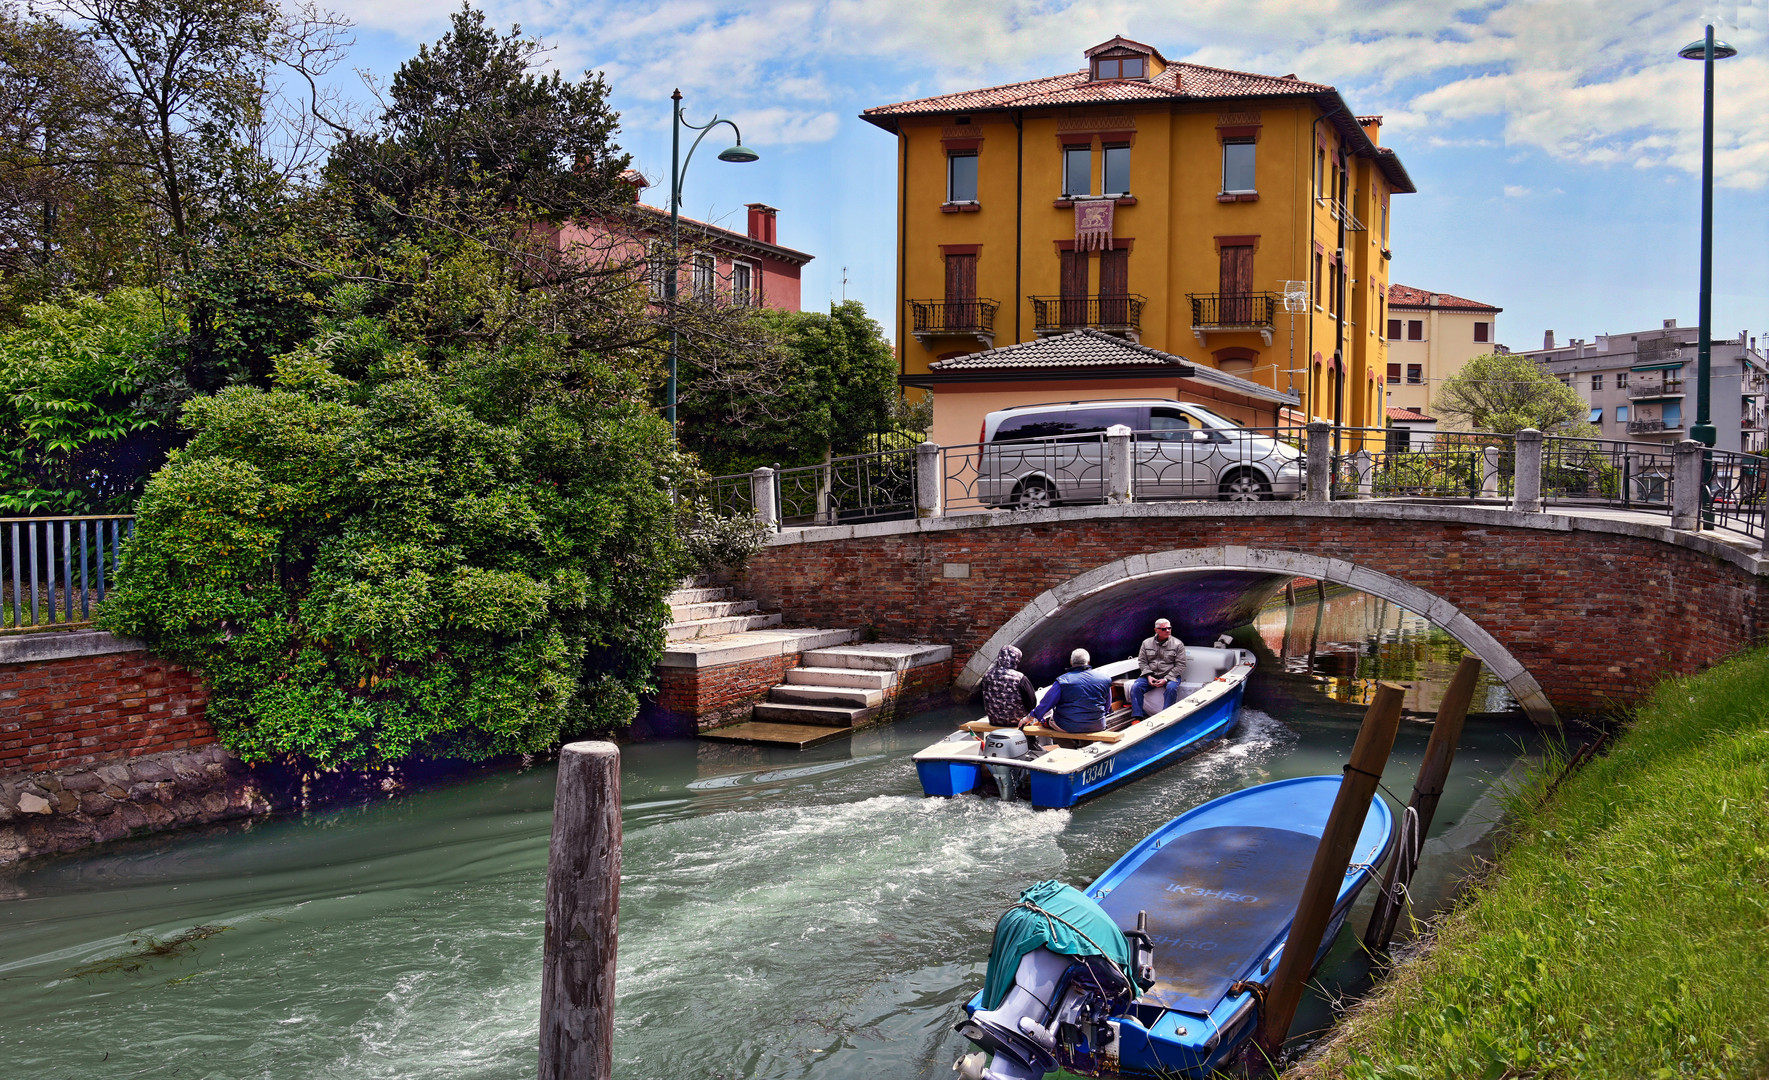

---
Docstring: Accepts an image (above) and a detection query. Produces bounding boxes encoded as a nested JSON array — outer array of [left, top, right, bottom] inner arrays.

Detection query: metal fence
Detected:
[[941, 434, 1110, 514], [1704, 447, 1768, 543], [774, 447, 919, 526], [3, 515, 134, 633], [681, 471, 759, 519], [1329, 428, 1514, 500], [1541, 437, 1676, 517]]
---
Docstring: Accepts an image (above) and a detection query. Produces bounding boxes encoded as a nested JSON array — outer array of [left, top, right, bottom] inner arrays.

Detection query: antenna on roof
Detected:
[[1280, 280, 1309, 398], [841, 265, 849, 302]]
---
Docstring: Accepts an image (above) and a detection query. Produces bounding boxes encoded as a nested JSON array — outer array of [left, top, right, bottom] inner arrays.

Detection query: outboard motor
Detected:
[[982, 728, 1030, 802]]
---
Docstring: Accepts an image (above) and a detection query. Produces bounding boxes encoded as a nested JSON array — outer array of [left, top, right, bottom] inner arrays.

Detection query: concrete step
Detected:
[[753, 701, 879, 727], [699, 722, 852, 748], [769, 683, 885, 708], [666, 586, 729, 605], [664, 612, 782, 643], [658, 628, 861, 670], [800, 643, 954, 672], [783, 666, 896, 690], [669, 599, 757, 623]]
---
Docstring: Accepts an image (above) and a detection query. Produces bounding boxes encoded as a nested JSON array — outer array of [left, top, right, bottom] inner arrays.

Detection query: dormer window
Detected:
[[1093, 55, 1146, 80]]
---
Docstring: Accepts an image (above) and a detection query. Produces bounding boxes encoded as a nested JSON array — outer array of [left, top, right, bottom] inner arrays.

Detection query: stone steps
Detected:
[[699, 721, 853, 748], [767, 683, 886, 709], [665, 612, 782, 643], [752, 700, 882, 727], [783, 666, 896, 690], [721, 643, 955, 744]]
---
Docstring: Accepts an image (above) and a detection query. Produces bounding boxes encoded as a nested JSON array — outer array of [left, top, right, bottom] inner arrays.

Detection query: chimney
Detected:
[[746, 203, 778, 245], [1544, 330, 1555, 350], [1663, 318, 1677, 329]]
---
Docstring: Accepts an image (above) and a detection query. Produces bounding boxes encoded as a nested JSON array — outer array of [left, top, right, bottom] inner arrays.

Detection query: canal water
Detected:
[[0, 589, 1542, 1079]]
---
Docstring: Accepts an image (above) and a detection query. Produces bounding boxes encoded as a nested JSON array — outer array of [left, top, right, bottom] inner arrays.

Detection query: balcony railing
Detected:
[[908, 299, 999, 338], [1029, 294, 1146, 335], [1628, 379, 1684, 399], [1188, 292, 1278, 331], [1628, 418, 1683, 434]]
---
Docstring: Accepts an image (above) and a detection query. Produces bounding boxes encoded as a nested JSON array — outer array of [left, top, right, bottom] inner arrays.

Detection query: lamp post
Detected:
[[666, 88, 759, 440], [1679, 26, 1737, 450]]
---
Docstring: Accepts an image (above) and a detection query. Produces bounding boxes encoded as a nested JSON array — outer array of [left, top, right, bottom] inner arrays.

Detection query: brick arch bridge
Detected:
[[731, 502, 1769, 722]]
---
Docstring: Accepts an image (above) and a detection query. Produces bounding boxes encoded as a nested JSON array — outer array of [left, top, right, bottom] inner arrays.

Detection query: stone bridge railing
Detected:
[[701, 425, 1762, 543]]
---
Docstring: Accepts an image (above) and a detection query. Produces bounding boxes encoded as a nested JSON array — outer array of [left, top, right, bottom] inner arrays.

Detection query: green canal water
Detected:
[[0, 590, 1543, 1079]]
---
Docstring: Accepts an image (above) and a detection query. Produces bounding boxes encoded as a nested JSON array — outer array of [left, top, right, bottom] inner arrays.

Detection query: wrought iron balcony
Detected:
[[1628, 379, 1684, 399], [908, 299, 999, 346], [1029, 294, 1146, 337], [1187, 292, 1278, 346], [1628, 418, 1683, 434]]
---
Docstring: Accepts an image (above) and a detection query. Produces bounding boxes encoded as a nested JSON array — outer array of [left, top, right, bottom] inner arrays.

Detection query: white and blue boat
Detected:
[[953, 776, 1395, 1079], [913, 646, 1255, 809]]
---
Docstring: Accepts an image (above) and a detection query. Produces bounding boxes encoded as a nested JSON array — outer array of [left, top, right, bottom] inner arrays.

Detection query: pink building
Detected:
[[544, 175, 813, 311]]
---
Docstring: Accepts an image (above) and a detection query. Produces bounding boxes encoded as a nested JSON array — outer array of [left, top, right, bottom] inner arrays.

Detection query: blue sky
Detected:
[[334, 0, 1768, 352]]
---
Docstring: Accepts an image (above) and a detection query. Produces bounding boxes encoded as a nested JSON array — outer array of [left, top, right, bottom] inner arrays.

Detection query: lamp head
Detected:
[[1679, 38, 1738, 60], [717, 143, 760, 163]]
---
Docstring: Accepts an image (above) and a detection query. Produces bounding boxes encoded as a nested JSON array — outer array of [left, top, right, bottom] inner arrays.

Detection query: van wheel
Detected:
[[1220, 469, 1272, 502], [1012, 479, 1056, 510]]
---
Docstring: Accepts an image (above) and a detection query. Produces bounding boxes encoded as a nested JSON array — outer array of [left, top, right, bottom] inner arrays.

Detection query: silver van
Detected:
[[975, 400, 1304, 508]]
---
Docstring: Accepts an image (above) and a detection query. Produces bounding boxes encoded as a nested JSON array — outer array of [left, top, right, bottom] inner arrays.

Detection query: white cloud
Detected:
[[338, 0, 1769, 182], [1504, 184, 1532, 197]]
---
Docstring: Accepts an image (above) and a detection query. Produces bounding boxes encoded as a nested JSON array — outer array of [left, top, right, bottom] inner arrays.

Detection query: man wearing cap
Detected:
[[1028, 648, 1113, 733], [1130, 619, 1186, 720]]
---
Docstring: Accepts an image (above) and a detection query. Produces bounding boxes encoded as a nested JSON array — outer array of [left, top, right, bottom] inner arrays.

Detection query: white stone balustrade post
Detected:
[[1480, 445, 1502, 498], [1106, 424, 1134, 504], [1305, 422, 1333, 502], [1672, 440, 1704, 531], [750, 467, 779, 530], [915, 442, 943, 518], [1350, 449, 1374, 497], [1512, 429, 1543, 512]]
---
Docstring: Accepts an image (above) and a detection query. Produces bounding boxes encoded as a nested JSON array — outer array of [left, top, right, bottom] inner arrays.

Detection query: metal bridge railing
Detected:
[[774, 447, 919, 526], [1540, 437, 1677, 518], [1702, 447, 1769, 543], [1328, 428, 1515, 501], [3, 515, 134, 633]]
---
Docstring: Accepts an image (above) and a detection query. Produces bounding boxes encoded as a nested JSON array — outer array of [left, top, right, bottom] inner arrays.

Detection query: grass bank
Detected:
[[1295, 646, 1769, 1079]]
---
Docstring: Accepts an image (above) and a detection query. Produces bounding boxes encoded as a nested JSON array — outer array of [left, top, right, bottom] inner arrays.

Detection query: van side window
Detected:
[[993, 408, 1139, 441], [1149, 408, 1201, 441]]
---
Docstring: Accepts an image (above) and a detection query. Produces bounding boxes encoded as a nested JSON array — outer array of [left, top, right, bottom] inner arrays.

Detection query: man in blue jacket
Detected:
[[1029, 649, 1112, 733]]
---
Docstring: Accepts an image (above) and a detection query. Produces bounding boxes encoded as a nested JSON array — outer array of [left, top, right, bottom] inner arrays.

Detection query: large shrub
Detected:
[[101, 307, 688, 766]]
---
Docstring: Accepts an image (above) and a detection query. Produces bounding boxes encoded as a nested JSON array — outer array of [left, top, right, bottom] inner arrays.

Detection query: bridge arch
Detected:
[[953, 546, 1557, 725]]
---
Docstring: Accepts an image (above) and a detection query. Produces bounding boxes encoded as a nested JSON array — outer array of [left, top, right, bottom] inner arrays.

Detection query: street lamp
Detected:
[[1679, 26, 1737, 450], [666, 88, 759, 440]]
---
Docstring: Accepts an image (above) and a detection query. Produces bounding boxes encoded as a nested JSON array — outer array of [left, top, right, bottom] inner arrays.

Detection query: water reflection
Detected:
[[1249, 584, 1517, 714]]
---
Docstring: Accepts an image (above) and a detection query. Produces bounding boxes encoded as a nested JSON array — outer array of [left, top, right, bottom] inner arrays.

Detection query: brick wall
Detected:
[[734, 514, 1769, 716], [654, 653, 804, 734], [0, 649, 212, 776]]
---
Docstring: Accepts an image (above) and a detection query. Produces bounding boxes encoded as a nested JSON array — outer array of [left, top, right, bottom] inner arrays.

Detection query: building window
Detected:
[[1387, 363, 1401, 384], [1589, 407, 1603, 423], [1102, 145, 1131, 196], [1474, 320, 1491, 343], [1313, 254, 1323, 306], [947, 152, 978, 203], [1616, 371, 1630, 388], [692, 253, 715, 301], [1381, 202, 1389, 244], [1093, 55, 1145, 80], [1387, 318, 1402, 339], [1222, 140, 1256, 193], [1406, 319, 1424, 341], [1617, 405, 1629, 422], [944, 253, 977, 303], [1590, 373, 1603, 391], [647, 241, 670, 300], [732, 262, 754, 307], [1406, 364, 1423, 385], [1062, 147, 1092, 197]]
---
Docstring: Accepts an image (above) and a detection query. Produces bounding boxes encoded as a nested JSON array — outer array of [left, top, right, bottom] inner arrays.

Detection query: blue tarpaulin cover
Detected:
[[982, 880, 1141, 1010]]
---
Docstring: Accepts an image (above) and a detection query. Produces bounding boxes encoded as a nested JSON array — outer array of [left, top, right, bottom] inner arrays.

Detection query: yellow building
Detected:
[[1382, 284, 1503, 418], [862, 36, 1413, 432]]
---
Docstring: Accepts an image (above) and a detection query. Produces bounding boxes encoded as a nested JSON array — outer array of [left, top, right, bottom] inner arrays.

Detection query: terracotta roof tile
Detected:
[[926, 329, 1299, 404], [1387, 284, 1501, 312], [863, 63, 1328, 119], [1386, 406, 1437, 422]]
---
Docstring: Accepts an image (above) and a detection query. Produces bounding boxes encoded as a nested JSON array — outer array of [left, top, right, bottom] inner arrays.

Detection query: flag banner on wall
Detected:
[[1075, 198, 1114, 251]]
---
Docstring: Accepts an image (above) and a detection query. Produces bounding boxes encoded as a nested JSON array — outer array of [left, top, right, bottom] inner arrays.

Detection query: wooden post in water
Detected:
[[1363, 655, 1483, 955], [1251, 682, 1406, 1068], [1284, 578, 1296, 606], [539, 741, 621, 1080]]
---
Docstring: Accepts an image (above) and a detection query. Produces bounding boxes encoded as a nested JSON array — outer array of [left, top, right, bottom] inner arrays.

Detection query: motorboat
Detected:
[[953, 775, 1395, 1079], [914, 644, 1255, 809]]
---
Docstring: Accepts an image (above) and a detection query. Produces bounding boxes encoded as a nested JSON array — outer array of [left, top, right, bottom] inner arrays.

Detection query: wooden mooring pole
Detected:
[[1251, 681, 1406, 1069], [1363, 655, 1483, 956], [539, 741, 621, 1080]]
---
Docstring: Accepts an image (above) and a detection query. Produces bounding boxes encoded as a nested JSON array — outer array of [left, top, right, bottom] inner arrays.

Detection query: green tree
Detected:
[[0, 287, 180, 512], [678, 300, 903, 474], [1433, 352, 1595, 435]]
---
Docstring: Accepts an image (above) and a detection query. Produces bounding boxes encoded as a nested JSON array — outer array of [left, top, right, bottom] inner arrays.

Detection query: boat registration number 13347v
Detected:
[[1079, 759, 1115, 785]]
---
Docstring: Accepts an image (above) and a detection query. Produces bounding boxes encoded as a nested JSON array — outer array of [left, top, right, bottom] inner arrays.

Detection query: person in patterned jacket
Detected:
[[981, 645, 1037, 728]]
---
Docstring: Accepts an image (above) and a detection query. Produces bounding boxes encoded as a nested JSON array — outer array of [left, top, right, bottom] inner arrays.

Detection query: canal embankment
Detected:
[[1291, 644, 1769, 1079]]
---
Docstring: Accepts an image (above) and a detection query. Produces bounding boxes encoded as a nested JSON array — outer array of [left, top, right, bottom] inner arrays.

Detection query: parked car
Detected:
[[974, 399, 1304, 507]]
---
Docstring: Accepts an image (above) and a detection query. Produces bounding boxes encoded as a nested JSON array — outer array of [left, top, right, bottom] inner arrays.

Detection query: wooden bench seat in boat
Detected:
[[959, 720, 1127, 743]]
